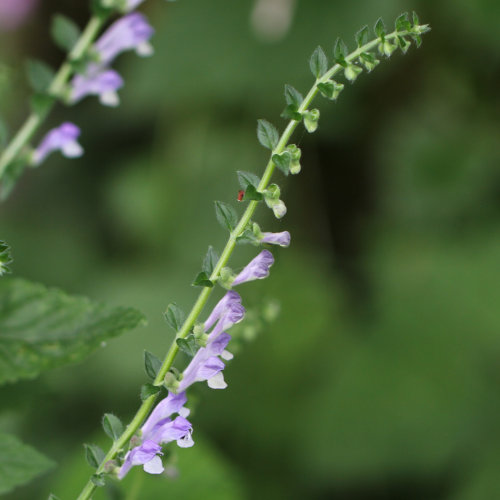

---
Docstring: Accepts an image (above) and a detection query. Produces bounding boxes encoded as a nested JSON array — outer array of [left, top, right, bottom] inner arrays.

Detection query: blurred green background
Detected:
[[1, 0, 500, 498]]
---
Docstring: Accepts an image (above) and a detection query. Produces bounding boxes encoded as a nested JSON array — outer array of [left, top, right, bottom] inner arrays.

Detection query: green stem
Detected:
[[75, 28, 413, 500], [0, 15, 107, 182]]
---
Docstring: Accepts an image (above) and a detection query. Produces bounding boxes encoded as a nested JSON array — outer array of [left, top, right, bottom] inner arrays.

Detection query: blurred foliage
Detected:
[[0, 0, 499, 499]]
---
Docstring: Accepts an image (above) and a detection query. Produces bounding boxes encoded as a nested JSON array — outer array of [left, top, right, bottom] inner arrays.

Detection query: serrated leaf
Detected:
[[284, 84, 303, 108], [0, 241, 13, 277], [355, 26, 369, 47], [30, 93, 55, 116], [0, 278, 145, 384], [141, 383, 161, 401], [176, 334, 198, 357], [309, 46, 328, 79], [91, 473, 106, 487], [163, 303, 186, 331], [237, 171, 260, 190], [25, 60, 55, 94], [256, 119, 279, 150], [202, 246, 219, 276], [395, 12, 411, 32], [333, 38, 348, 66], [272, 151, 291, 175], [214, 201, 238, 231], [51, 14, 81, 52], [192, 271, 214, 288], [0, 117, 8, 147], [144, 350, 162, 380], [0, 433, 55, 495], [243, 184, 263, 201], [84, 444, 105, 469], [374, 18, 386, 39], [102, 414, 124, 441]]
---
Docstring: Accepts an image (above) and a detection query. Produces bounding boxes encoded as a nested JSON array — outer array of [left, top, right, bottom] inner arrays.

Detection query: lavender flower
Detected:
[[32, 122, 83, 166], [70, 69, 124, 107], [260, 231, 291, 247], [94, 13, 155, 67], [232, 250, 274, 286], [118, 391, 193, 479]]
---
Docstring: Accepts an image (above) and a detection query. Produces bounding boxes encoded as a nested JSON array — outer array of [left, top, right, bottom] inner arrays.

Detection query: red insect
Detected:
[[237, 190, 245, 201]]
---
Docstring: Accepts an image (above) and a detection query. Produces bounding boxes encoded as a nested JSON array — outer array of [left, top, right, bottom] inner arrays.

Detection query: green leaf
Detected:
[[140, 383, 161, 401], [84, 444, 105, 469], [272, 151, 292, 175], [256, 119, 279, 150], [412, 11, 420, 27], [176, 334, 198, 357], [25, 59, 55, 94], [0, 117, 8, 147], [411, 33, 423, 48], [214, 201, 238, 231], [144, 350, 162, 380], [192, 271, 214, 288], [284, 84, 303, 108], [360, 52, 380, 72], [280, 104, 303, 121], [163, 303, 186, 331], [51, 14, 81, 52], [0, 241, 13, 277], [202, 246, 219, 275], [355, 26, 369, 48], [395, 12, 411, 32], [317, 80, 344, 100], [309, 46, 328, 79], [0, 159, 25, 201], [374, 17, 386, 39], [30, 93, 55, 116], [91, 473, 106, 487], [0, 433, 54, 495], [397, 36, 411, 54], [0, 278, 146, 384], [236, 228, 260, 246], [333, 38, 348, 65], [102, 414, 124, 441], [237, 171, 260, 190], [243, 184, 263, 201]]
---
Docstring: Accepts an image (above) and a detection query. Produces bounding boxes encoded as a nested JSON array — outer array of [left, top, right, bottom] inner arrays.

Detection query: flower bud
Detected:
[[303, 109, 320, 133]]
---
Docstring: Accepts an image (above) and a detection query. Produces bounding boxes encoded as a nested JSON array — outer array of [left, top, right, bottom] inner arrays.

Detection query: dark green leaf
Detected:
[[163, 303, 186, 331], [284, 84, 303, 108], [202, 246, 219, 275], [84, 444, 105, 469], [30, 94, 55, 117], [141, 383, 161, 401], [374, 18, 386, 39], [144, 350, 162, 380], [0, 117, 8, 147], [102, 414, 124, 441], [192, 271, 214, 288], [317, 80, 344, 100], [272, 151, 292, 175], [0, 433, 54, 495], [355, 26, 369, 47], [91, 473, 106, 487], [0, 241, 13, 277], [411, 33, 423, 48], [333, 38, 348, 65], [176, 334, 198, 357], [51, 14, 81, 53], [395, 12, 411, 32], [360, 52, 380, 72], [0, 278, 146, 384], [412, 11, 420, 27], [256, 119, 279, 150], [397, 36, 411, 54], [214, 201, 238, 231], [237, 171, 260, 190], [309, 46, 328, 79], [243, 184, 263, 201], [25, 60, 55, 94], [280, 105, 303, 121]]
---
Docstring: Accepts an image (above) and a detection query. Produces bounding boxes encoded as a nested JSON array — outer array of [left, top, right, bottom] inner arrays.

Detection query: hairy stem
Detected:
[[0, 15, 107, 182], [75, 28, 414, 500]]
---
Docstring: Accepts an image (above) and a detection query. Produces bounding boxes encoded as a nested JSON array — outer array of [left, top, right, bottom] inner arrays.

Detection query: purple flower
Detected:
[[70, 69, 124, 107], [32, 122, 83, 166], [203, 290, 242, 332], [0, 0, 38, 31], [232, 250, 274, 286], [260, 231, 291, 247], [94, 13, 155, 67], [118, 391, 194, 479]]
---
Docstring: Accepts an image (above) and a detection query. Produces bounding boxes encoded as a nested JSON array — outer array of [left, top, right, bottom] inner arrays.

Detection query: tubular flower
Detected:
[[118, 391, 193, 479], [94, 13, 154, 67], [260, 231, 291, 247], [232, 250, 274, 286], [31, 122, 83, 166], [70, 69, 124, 107]]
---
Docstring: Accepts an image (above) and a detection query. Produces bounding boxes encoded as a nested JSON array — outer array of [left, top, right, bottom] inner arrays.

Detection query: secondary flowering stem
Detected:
[[75, 28, 414, 499], [0, 15, 107, 182]]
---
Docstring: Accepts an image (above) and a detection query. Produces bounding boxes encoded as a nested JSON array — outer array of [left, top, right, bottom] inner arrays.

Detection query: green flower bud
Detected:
[[303, 109, 320, 133], [344, 64, 362, 82]]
